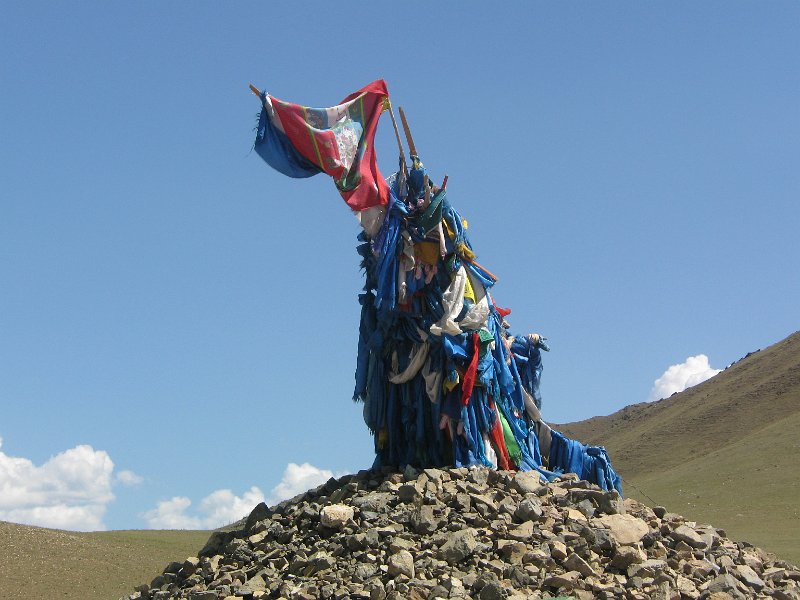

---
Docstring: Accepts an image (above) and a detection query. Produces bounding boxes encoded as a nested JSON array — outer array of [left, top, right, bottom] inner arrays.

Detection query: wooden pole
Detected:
[[249, 84, 262, 98], [465, 258, 499, 282], [398, 107, 418, 157], [387, 105, 407, 164]]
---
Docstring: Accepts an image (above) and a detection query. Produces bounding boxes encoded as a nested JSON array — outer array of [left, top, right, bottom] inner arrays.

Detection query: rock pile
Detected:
[[125, 468, 800, 600]]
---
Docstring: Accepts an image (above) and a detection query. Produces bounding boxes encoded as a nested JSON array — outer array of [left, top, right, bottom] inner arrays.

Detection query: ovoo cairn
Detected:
[[251, 80, 620, 493]]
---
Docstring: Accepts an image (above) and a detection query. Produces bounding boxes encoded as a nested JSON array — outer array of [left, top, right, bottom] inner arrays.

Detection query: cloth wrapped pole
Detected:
[[251, 83, 621, 494], [350, 167, 621, 494]]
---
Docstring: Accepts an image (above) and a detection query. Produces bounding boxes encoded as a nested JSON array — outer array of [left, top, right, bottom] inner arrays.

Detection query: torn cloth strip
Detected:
[[511, 334, 545, 409], [460, 333, 480, 406], [254, 79, 390, 210]]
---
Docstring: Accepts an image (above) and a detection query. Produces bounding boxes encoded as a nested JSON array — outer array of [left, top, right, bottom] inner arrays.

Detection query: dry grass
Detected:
[[0, 522, 209, 600]]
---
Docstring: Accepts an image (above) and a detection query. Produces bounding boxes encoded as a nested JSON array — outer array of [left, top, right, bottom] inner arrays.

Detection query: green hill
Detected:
[[559, 330, 800, 565]]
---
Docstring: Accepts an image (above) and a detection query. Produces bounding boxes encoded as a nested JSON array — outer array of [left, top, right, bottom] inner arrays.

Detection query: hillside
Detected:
[[559, 331, 800, 564], [0, 522, 208, 600]]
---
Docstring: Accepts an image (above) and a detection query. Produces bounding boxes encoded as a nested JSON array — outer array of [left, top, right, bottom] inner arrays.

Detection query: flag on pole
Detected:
[[254, 79, 390, 211]]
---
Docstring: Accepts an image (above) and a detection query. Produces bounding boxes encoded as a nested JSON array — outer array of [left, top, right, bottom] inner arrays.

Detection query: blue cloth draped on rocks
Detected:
[[549, 430, 624, 494], [351, 160, 623, 495]]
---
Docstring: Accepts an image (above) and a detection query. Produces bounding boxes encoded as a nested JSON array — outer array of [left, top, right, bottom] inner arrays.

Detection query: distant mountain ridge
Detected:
[[559, 331, 800, 564]]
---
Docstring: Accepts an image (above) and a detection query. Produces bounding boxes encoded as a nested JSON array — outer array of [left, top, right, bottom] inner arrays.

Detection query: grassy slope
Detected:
[[0, 522, 209, 600], [559, 331, 800, 565]]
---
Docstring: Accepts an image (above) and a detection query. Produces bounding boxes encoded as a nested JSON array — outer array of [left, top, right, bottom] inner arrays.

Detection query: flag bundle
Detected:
[[251, 81, 622, 494]]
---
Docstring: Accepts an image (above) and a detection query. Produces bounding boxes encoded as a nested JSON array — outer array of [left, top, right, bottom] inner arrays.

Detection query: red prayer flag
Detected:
[[264, 80, 390, 211]]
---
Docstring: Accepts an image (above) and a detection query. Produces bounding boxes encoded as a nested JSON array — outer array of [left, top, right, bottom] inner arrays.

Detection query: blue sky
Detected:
[[1, 2, 798, 531]]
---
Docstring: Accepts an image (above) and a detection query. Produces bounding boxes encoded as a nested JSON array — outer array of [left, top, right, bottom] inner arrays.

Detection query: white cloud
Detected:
[[648, 354, 722, 401], [0, 504, 106, 531], [140, 462, 348, 530], [116, 470, 144, 487], [267, 462, 337, 505], [0, 441, 115, 531], [141, 496, 197, 529], [198, 487, 265, 527], [141, 486, 265, 529]]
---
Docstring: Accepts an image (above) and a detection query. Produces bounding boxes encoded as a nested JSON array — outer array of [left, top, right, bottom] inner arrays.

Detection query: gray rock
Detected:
[[542, 570, 581, 589], [669, 524, 708, 549], [549, 539, 568, 560], [452, 492, 471, 512], [423, 468, 444, 482], [478, 580, 506, 600], [507, 520, 534, 541], [410, 504, 438, 534], [575, 498, 596, 519], [467, 468, 489, 486], [563, 552, 597, 577], [627, 558, 667, 578], [696, 526, 721, 549], [597, 513, 650, 545], [568, 488, 624, 515], [590, 527, 617, 553], [707, 573, 746, 599], [397, 483, 422, 503], [388, 549, 415, 578], [389, 536, 415, 552], [512, 471, 543, 495], [354, 563, 378, 581], [499, 541, 527, 564], [734, 563, 765, 591], [514, 498, 543, 522], [610, 545, 644, 569], [688, 558, 715, 578], [773, 588, 800, 600], [320, 504, 354, 529], [403, 465, 420, 481], [351, 492, 394, 512], [438, 529, 478, 564], [244, 502, 271, 532]]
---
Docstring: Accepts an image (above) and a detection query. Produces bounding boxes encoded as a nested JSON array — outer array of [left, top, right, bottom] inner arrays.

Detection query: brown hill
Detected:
[[0, 521, 208, 600], [559, 331, 800, 564]]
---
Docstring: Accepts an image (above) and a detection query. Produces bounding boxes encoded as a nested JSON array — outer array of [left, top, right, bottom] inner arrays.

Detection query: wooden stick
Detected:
[[398, 107, 418, 156], [465, 258, 499, 282], [387, 105, 407, 164], [249, 84, 262, 98]]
